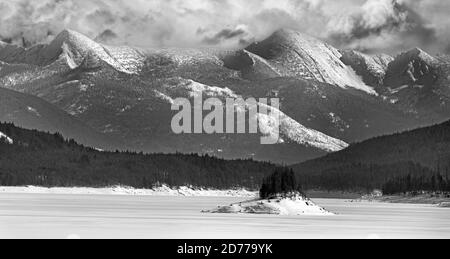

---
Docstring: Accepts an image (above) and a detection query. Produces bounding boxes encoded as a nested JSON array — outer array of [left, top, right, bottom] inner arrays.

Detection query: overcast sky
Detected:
[[0, 0, 449, 55]]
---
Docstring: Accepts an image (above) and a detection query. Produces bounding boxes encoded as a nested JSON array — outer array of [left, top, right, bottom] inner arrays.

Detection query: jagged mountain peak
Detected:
[[384, 47, 439, 88], [0, 29, 145, 74], [395, 47, 438, 65], [246, 29, 375, 94], [340, 49, 394, 87], [48, 29, 146, 73], [269, 28, 316, 43], [340, 49, 393, 64], [50, 29, 100, 51], [247, 29, 329, 60]]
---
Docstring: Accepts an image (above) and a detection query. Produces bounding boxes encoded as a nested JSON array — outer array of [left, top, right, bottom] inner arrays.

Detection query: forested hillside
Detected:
[[293, 120, 450, 192], [0, 122, 276, 189]]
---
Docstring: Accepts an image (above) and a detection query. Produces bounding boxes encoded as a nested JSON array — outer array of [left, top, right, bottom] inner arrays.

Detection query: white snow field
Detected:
[[0, 194, 449, 239]]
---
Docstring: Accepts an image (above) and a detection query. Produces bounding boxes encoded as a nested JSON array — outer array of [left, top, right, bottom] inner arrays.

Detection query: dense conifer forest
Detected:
[[0, 122, 276, 189], [292, 120, 450, 194]]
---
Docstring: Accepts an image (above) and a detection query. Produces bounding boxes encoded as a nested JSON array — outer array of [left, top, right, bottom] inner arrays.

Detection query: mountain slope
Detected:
[[292, 120, 450, 191], [0, 87, 120, 150], [219, 77, 421, 143], [339, 47, 450, 125], [340, 50, 393, 88], [384, 48, 439, 88], [381, 49, 450, 122], [245, 29, 375, 94]]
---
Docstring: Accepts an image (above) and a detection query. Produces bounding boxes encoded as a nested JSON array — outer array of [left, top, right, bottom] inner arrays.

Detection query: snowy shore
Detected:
[[0, 185, 258, 198]]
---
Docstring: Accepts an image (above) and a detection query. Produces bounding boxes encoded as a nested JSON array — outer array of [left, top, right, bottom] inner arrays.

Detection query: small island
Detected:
[[204, 168, 334, 216]]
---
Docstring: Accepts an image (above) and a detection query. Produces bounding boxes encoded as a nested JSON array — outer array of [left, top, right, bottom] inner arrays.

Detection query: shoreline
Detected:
[[2, 186, 448, 206], [376, 194, 450, 205], [0, 185, 258, 198], [358, 193, 450, 206]]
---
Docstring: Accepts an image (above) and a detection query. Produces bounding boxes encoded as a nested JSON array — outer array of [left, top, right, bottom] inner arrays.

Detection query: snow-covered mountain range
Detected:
[[1, 28, 449, 163]]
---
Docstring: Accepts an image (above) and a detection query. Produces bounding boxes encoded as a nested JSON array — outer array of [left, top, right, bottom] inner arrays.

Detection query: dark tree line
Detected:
[[0, 122, 276, 190], [3, 120, 450, 195], [382, 173, 450, 195], [260, 167, 304, 199], [295, 161, 439, 193]]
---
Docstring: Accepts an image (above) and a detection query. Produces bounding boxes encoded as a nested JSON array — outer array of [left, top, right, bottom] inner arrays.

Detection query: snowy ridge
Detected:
[[165, 79, 348, 152], [340, 50, 394, 87], [243, 50, 282, 76], [51, 30, 146, 74], [0, 131, 13, 144], [246, 29, 376, 95], [0, 30, 146, 74], [385, 47, 439, 88], [0, 185, 257, 197], [146, 48, 223, 67], [257, 103, 349, 152]]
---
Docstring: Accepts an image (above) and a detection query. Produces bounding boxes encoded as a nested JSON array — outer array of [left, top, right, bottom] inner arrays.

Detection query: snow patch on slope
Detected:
[[147, 48, 223, 67], [185, 80, 238, 98], [27, 106, 41, 117], [0, 131, 13, 144], [258, 104, 348, 152]]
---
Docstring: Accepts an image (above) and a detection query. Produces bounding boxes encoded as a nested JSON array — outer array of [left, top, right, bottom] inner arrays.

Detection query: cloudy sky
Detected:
[[0, 0, 449, 55]]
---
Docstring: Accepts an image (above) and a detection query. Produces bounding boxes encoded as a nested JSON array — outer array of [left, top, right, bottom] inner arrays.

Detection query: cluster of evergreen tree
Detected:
[[0, 122, 276, 190], [259, 167, 304, 199], [382, 174, 450, 195], [295, 162, 438, 193]]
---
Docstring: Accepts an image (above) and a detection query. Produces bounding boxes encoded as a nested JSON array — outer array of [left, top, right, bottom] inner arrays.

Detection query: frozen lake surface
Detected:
[[0, 193, 449, 239]]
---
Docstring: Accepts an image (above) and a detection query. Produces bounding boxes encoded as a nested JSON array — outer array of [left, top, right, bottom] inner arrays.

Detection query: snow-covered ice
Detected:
[[0, 195, 448, 239]]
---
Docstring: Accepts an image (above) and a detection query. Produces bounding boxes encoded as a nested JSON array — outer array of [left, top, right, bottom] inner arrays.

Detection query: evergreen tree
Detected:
[[260, 168, 304, 199]]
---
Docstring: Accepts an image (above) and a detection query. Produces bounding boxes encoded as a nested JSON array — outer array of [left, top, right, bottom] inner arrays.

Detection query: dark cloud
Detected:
[[95, 29, 119, 44], [202, 28, 248, 45], [0, 0, 449, 54], [328, 0, 439, 54], [445, 45, 450, 55]]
